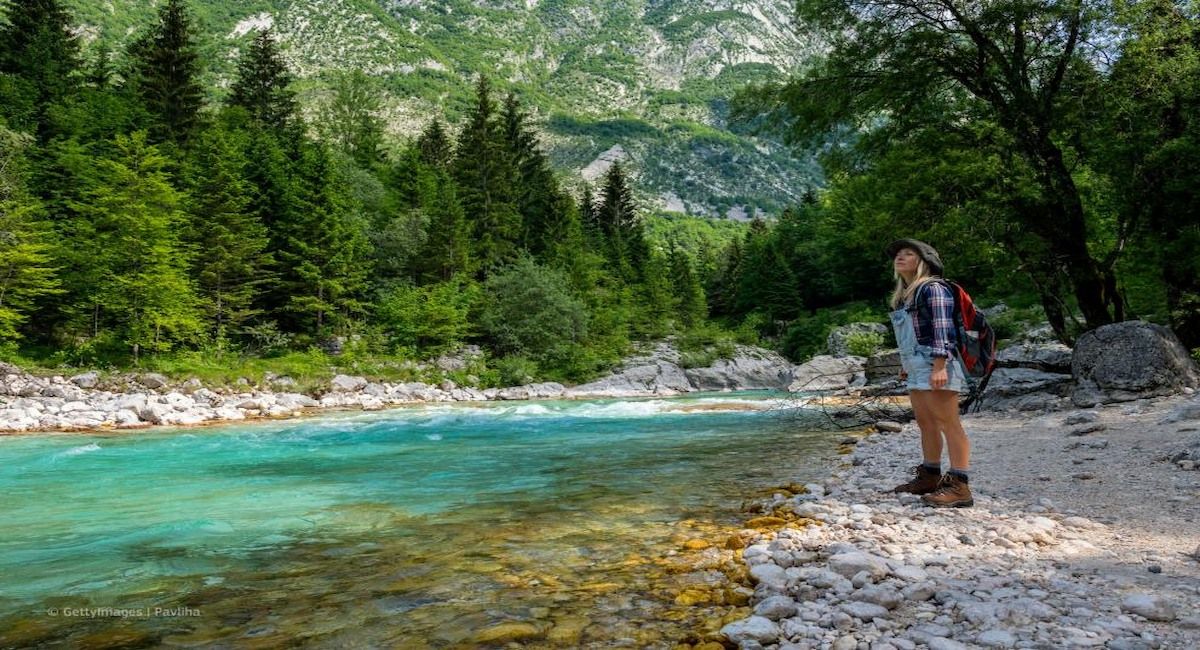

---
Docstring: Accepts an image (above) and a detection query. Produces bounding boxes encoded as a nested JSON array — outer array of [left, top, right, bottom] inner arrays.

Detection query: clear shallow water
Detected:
[[0, 392, 837, 648]]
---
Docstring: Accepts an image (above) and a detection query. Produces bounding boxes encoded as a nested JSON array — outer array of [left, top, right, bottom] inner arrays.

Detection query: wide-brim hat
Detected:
[[885, 239, 944, 276]]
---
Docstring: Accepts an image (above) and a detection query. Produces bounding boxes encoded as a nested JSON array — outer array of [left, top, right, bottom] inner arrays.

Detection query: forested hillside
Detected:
[[57, 0, 824, 218]]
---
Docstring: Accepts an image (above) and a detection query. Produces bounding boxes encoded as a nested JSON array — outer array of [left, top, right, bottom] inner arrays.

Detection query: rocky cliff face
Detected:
[[70, 0, 823, 217]]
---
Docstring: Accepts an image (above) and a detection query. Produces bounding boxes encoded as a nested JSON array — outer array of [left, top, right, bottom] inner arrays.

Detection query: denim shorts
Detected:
[[901, 345, 969, 394]]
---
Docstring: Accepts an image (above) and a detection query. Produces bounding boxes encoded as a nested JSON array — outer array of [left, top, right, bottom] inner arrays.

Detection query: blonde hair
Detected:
[[889, 256, 940, 309]]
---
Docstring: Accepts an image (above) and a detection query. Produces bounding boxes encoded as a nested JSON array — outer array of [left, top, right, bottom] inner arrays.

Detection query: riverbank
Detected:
[[715, 393, 1200, 649], [0, 340, 831, 435]]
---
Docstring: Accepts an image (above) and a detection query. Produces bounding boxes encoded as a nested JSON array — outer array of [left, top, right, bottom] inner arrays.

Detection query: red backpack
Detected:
[[936, 280, 997, 378]]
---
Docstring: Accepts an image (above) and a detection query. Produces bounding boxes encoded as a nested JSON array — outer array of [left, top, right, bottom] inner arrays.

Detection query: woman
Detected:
[[885, 239, 973, 508]]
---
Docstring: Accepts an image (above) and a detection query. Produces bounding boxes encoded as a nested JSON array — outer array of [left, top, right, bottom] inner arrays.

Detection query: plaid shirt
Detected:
[[906, 281, 957, 358]]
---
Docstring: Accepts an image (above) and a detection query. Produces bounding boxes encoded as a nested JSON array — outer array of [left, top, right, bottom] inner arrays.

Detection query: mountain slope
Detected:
[[67, 0, 823, 216]]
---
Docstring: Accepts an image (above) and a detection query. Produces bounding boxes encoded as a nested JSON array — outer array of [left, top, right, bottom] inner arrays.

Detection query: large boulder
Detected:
[[788, 355, 867, 392], [684, 346, 796, 391], [826, 322, 890, 357], [1071, 321, 1200, 406], [977, 368, 1073, 412], [865, 349, 902, 382], [996, 342, 1073, 374]]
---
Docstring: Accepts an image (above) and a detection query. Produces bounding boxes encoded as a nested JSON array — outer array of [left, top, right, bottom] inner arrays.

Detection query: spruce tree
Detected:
[[597, 162, 649, 282], [229, 30, 298, 133], [417, 118, 453, 170], [182, 126, 274, 344], [276, 144, 372, 335], [417, 171, 471, 283], [129, 0, 206, 146], [500, 92, 565, 258], [0, 127, 61, 339], [667, 239, 708, 327], [73, 132, 202, 360], [579, 182, 600, 240], [0, 0, 81, 139], [452, 77, 521, 273]]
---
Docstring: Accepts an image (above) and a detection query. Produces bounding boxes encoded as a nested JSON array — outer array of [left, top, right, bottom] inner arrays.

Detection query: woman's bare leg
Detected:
[[927, 390, 969, 470], [908, 390, 944, 465]]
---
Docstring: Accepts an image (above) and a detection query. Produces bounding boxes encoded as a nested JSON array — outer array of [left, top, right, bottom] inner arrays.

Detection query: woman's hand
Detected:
[[930, 360, 948, 390], [899, 370, 908, 382]]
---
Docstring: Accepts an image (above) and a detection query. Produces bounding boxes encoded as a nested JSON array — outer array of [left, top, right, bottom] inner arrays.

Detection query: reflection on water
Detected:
[[0, 393, 836, 648]]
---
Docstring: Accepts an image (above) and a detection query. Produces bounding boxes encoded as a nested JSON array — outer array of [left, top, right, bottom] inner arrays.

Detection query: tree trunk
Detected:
[[1023, 135, 1116, 331]]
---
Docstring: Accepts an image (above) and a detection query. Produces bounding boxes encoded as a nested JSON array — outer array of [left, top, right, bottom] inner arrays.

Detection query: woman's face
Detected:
[[893, 247, 920, 275]]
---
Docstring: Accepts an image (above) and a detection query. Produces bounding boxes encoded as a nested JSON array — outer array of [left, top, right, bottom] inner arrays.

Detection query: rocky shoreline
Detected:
[[713, 393, 1200, 650], [0, 341, 817, 434]]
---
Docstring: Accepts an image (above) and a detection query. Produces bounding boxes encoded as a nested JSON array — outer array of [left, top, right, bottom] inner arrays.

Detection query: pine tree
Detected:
[[667, 239, 708, 327], [0, 127, 61, 339], [416, 169, 471, 283], [229, 30, 298, 133], [72, 132, 202, 360], [129, 0, 205, 146], [182, 126, 274, 344], [0, 0, 81, 139], [417, 118, 453, 170], [453, 77, 521, 273]]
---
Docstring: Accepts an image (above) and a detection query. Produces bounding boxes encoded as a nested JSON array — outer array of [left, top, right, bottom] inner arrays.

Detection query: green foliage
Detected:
[[479, 256, 588, 361], [779, 302, 885, 363], [844, 331, 884, 358], [71, 131, 203, 359], [0, 127, 61, 339], [228, 30, 298, 132], [374, 277, 479, 354], [128, 0, 205, 145], [0, 0, 81, 139], [181, 124, 273, 344], [495, 355, 538, 386], [317, 70, 385, 167]]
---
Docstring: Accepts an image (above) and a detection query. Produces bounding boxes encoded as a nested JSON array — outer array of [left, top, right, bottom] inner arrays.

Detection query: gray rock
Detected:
[[753, 595, 798, 620], [1120, 593, 1176, 621], [329, 374, 368, 392], [719, 616, 781, 645], [690, 345, 809, 392], [875, 420, 904, 433], [788, 355, 867, 392], [138, 373, 168, 389], [838, 600, 889, 621], [831, 636, 858, 650], [1072, 321, 1200, 406], [977, 367, 1074, 412], [749, 564, 789, 591], [865, 349, 902, 382], [851, 584, 902, 609], [1159, 397, 1200, 424], [927, 639, 969, 650], [826, 322, 889, 357], [1063, 410, 1099, 426], [69, 371, 100, 389], [828, 551, 890, 580], [997, 341, 1073, 373]]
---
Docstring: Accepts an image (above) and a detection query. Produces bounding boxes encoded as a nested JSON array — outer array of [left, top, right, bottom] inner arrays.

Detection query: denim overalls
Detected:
[[889, 302, 969, 393]]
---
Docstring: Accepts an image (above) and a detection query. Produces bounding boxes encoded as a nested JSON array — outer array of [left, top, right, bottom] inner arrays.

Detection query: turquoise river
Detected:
[[0, 391, 841, 649]]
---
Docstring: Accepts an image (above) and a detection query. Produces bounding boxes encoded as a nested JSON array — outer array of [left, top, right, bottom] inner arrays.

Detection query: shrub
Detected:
[[495, 355, 538, 386], [845, 331, 885, 357], [375, 277, 480, 354], [479, 257, 588, 361]]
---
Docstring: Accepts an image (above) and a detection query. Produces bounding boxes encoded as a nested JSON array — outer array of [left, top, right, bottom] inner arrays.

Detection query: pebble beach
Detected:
[[714, 393, 1200, 650]]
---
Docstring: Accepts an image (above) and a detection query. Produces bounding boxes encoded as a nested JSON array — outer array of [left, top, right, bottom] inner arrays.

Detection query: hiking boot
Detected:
[[891, 464, 942, 495], [922, 473, 974, 508]]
